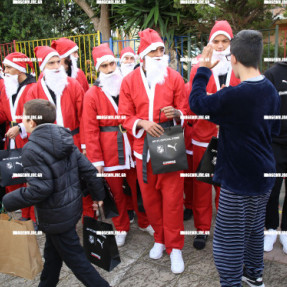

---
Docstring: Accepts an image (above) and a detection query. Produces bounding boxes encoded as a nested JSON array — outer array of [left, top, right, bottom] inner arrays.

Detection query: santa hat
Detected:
[[3, 52, 34, 73], [34, 46, 60, 71], [51, 38, 78, 59], [138, 28, 164, 59], [209, 20, 233, 43], [120, 47, 136, 63], [92, 43, 115, 71]]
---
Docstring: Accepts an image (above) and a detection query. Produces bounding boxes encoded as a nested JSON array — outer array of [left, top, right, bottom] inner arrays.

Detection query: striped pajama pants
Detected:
[[213, 188, 271, 287]]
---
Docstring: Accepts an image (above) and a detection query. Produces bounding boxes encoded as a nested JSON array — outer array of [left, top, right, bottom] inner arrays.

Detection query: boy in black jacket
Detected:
[[3, 99, 110, 287]]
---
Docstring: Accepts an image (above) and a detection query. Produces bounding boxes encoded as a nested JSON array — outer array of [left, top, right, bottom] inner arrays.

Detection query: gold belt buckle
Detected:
[[119, 124, 126, 133], [11, 121, 17, 127]]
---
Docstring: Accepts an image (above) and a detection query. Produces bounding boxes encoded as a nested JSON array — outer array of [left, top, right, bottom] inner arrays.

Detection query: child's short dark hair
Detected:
[[230, 30, 263, 69], [24, 99, 56, 125]]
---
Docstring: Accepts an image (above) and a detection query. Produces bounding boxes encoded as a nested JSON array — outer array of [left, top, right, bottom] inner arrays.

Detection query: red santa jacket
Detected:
[[26, 77, 85, 150], [0, 78, 36, 149], [189, 58, 241, 145], [83, 85, 134, 171], [0, 78, 4, 93], [118, 66, 186, 160], [184, 82, 195, 154], [76, 69, 89, 93]]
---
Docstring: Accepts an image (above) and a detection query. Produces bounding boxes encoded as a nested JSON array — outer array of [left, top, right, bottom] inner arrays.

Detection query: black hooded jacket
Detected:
[[3, 124, 105, 234]]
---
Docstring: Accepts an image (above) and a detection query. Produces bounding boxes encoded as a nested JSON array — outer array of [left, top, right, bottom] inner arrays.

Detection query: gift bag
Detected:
[[103, 179, 119, 219], [196, 136, 220, 186], [0, 138, 26, 187], [0, 212, 43, 279], [83, 211, 121, 272], [122, 178, 132, 196], [147, 124, 188, 175], [136, 180, 145, 213]]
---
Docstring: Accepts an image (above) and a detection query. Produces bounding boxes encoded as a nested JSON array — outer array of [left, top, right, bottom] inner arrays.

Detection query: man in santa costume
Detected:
[[119, 46, 138, 221], [118, 28, 186, 274], [83, 43, 153, 247], [26, 46, 85, 152], [120, 46, 137, 77], [188, 20, 241, 250], [51, 38, 89, 92], [0, 52, 36, 222]]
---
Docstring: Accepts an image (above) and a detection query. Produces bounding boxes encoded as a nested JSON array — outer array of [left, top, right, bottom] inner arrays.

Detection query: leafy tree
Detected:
[[110, 0, 197, 43], [0, 0, 86, 43]]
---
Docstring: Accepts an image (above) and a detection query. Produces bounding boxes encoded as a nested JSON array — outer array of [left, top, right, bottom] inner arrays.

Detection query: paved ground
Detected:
[[0, 189, 286, 287]]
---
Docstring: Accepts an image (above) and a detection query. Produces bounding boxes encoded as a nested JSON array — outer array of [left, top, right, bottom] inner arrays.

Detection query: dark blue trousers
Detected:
[[213, 188, 270, 287], [38, 227, 110, 287]]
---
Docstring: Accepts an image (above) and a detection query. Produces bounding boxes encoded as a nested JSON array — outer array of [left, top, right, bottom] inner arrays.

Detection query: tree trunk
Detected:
[[99, 4, 111, 41], [74, 0, 111, 41]]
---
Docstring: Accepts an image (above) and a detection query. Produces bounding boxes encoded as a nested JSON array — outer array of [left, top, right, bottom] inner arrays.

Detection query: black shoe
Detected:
[[128, 210, 135, 223], [242, 269, 265, 287], [193, 235, 208, 250], [183, 208, 193, 221]]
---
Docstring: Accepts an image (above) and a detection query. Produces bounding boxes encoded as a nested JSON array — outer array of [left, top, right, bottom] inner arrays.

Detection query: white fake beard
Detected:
[[99, 68, 123, 97], [70, 55, 79, 79], [120, 63, 135, 77], [145, 55, 168, 86], [211, 46, 231, 76], [44, 66, 68, 97], [4, 74, 19, 98]]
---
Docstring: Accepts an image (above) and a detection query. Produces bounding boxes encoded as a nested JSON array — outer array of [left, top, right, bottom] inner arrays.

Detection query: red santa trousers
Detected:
[[184, 154, 193, 209], [126, 194, 134, 211], [136, 158, 184, 254], [192, 144, 220, 231]]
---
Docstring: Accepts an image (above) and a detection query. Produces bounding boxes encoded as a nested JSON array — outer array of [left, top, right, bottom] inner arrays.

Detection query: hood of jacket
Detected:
[[28, 124, 74, 160]]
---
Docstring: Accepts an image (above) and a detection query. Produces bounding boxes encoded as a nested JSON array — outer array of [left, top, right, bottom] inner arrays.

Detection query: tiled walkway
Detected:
[[0, 190, 286, 287]]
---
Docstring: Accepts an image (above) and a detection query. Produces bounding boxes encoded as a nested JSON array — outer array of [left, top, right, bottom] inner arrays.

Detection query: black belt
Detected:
[[71, 127, 80, 136], [100, 125, 126, 165], [142, 120, 174, 183]]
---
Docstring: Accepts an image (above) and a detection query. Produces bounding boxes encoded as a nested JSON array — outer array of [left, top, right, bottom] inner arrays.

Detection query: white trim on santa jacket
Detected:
[[192, 139, 209, 148]]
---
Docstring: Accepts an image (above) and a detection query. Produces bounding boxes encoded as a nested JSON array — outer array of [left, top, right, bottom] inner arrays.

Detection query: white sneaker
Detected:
[[115, 232, 127, 247], [149, 243, 165, 259], [279, 233, 287, 254], [170, 249, 184, 274], [264, 229, 277, 252], [139, 225, 155, 236]]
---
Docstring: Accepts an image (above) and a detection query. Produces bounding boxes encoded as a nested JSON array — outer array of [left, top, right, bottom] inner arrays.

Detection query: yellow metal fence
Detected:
[[15, 31, 101, 84]]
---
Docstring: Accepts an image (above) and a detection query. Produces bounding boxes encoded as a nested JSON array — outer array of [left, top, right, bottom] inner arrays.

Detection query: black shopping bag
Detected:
[[0, 141, 26, 187], [136, 180, 145, 213], [103, 179, 119, 219], [122, 178, 132, 196], [196, 137, 220, 186], [83, 214, 121, 272], [147, 125, 188, 174]]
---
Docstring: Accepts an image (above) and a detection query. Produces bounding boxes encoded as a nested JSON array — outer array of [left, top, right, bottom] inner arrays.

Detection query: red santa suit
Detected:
[[83, 43, 149, 230], [75, 69, 89, 92], [189, 21, 241, 232], [0, 52, 36, 220], [51, 38, 89, 92], [118, 37, 187, 253], [26, 46, 85, 151]]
